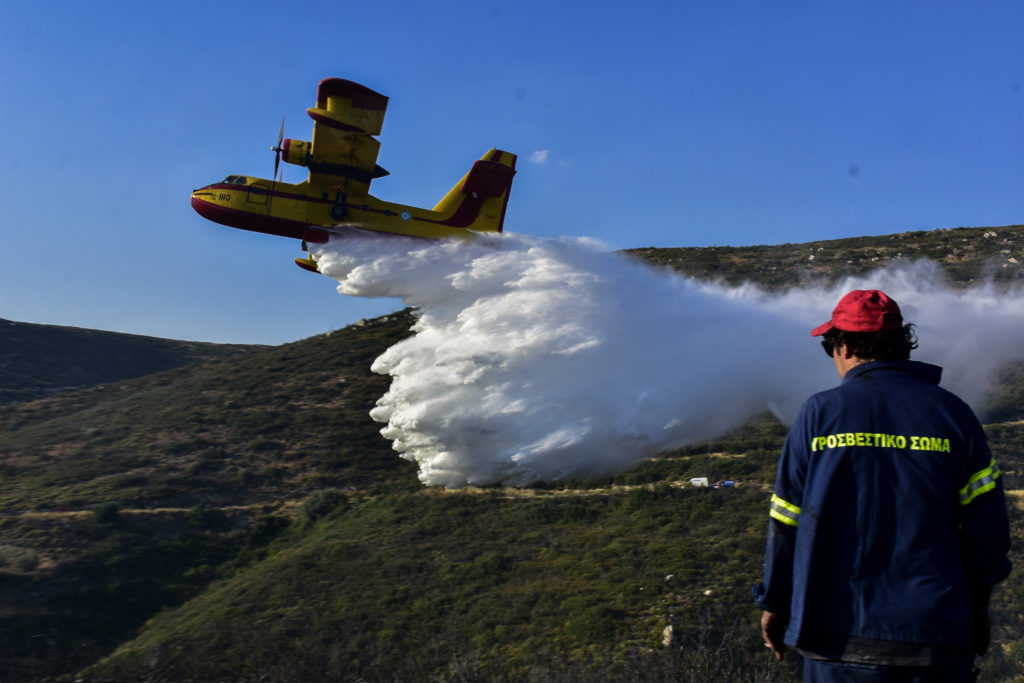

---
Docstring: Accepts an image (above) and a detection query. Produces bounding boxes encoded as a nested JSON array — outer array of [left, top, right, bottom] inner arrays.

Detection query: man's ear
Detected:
[[838, 343, 856, 360]]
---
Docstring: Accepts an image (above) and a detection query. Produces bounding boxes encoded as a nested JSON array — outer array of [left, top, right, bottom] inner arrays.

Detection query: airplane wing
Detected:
[[303, 78, 390, 197]]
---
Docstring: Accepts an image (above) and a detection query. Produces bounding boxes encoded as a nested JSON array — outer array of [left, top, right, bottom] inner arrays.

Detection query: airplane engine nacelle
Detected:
[[281, 139, 311, 167]]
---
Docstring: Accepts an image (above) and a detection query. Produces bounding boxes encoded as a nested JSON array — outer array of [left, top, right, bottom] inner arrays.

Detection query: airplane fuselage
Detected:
[[190, 172, 508, 245]]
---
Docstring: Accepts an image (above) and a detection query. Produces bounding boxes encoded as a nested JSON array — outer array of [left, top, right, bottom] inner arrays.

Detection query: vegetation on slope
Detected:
[[82, 418, 1024, 682], [85, 483, 791, 681], [0, 313, 416, 681], [0, 318, 261, 404], [628, 224, 1024, 289], [0, 313, 416, 514]]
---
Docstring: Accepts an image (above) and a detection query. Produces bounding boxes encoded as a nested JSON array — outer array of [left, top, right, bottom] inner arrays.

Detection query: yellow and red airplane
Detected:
[[190, 78, 517, 272]]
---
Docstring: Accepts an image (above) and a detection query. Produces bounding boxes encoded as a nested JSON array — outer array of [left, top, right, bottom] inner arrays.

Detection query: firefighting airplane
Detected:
[[190, 78, 517, 273]]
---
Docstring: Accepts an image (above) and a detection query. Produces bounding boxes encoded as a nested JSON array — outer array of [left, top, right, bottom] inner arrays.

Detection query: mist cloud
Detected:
[[314, 234, 1024, 487]]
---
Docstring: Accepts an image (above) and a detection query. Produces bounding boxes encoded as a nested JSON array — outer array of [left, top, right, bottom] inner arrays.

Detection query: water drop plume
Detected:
[[314, 234, 1024, 487]]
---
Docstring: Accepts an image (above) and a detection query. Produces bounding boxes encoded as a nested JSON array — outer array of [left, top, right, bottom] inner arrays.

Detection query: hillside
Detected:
[[628, 224, 1024, 288], [0, 319, 261, 404], [0, 225, 1022, 681], [0, 312, 417, 681]]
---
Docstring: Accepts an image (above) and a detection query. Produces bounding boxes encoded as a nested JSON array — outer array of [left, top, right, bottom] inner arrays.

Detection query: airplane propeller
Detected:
[[271, 117, 285, 177], [269, 117, 285, 211]]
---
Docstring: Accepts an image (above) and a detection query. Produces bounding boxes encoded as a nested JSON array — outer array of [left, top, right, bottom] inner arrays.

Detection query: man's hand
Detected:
[[761, 610, 787, 662]]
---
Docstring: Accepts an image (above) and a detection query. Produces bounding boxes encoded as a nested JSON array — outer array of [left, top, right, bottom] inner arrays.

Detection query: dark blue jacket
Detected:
[[755, 360, 1011, 649]]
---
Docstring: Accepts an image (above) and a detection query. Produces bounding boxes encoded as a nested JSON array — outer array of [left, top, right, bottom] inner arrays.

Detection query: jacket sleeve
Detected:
[[755, 519, 797, 614], [754, 405, 811, 614], [958, 414, 1012, 587]]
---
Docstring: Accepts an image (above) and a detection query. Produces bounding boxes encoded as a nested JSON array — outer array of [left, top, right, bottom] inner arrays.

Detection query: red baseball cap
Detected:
[[811, 289, 904, 336]]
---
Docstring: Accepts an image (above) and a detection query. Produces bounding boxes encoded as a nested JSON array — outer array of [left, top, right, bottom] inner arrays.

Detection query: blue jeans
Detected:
[[802, 657, 976, 682]]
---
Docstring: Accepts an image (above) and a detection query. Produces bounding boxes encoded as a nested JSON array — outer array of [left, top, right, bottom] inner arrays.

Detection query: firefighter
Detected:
[[754, 289, 1011, 681]]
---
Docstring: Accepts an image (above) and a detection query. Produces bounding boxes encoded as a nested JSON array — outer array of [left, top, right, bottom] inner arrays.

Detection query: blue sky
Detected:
[[1, 0, 1021, 344]]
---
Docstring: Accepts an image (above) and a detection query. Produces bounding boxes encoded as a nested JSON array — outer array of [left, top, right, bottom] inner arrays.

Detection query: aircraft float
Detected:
[[190, 78, 517, 272]]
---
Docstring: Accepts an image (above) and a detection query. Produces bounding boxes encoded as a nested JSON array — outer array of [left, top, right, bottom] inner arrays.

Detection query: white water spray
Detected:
[[314, 234, 1024, 487]]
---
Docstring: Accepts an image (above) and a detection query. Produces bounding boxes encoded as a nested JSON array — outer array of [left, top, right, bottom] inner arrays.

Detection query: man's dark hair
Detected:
[[824, 324, 918, 361]]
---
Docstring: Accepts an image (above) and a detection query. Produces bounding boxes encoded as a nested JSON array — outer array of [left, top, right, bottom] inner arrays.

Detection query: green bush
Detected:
[[566, 603, 620, 642], [91, 501, 121, 525], [16, 549, 39, 572], [301, 488, 348, 521], [186, 504, 227, 529]]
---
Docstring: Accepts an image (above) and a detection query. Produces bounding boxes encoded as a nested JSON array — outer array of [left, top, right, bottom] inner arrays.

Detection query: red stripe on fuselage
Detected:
[[418, 195, 484, 229], [191, 196, 311, 240], [191, 196, 437, 242]]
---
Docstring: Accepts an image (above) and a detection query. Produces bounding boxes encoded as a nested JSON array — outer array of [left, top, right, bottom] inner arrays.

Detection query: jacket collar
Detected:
[[842, 359, 943, 386]]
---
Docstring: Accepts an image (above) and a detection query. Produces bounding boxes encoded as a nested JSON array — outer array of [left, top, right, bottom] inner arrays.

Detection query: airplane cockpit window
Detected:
[[222, 175, 248, 185]]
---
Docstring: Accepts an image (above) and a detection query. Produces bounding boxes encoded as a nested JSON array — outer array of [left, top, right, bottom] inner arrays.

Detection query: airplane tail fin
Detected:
[[432, 149, 517, 233]]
